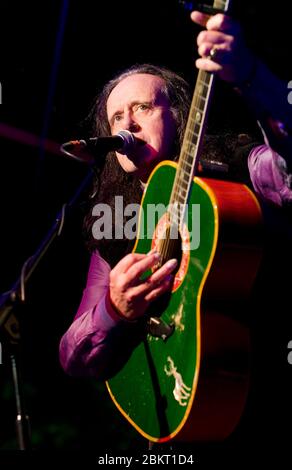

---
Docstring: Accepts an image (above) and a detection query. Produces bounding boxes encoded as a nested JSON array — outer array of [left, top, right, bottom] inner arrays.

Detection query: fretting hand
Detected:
[[191, 11, 255, 85]]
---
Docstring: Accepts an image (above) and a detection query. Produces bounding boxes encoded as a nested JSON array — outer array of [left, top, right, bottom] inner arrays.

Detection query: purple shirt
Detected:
[[59, 145, 292, 378], [248, 145, 292, 206], [59, 251, 122, 377]]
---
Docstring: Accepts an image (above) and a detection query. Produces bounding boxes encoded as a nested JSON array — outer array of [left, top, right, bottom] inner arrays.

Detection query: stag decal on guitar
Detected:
[[164, 357, 191, 407]]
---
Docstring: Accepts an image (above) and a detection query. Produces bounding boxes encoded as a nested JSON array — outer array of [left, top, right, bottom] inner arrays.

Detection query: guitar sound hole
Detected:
[[146, 227, 183, 321], [158, 224, 183, 273]]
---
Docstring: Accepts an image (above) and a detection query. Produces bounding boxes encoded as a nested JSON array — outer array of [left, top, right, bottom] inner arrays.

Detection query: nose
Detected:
[[123, 111, 140, 132]]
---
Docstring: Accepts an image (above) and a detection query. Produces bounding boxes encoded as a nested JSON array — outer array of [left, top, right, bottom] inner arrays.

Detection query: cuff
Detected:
[[104, 290, 138, 323]]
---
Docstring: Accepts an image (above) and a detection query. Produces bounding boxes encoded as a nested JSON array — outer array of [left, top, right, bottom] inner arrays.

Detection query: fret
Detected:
[[169, 203, 184, 219], [184, 142, 198, 155], [175, 199, 185, 210], [187, 120, 201, 132], [176, 187, 187, 198], [183, 142, 198, 154], [188, 99, 206, 115], [199, 70, 212, 85], [180, 175, 190, 187], [178, 172, 189, 185], [192, 95, 208, 109], [175, 186, 189, 200], [173, 185, 188, 201], [177, 183, 190, 198], [183, 147, 197, 160], [195, 88, 208, 101], [193, 94, 208, 108], [181, 155, 194, 167], [183, 140, 197, 149], [191, 98, 207, 112], [179, 180, 188, 190], [169, 204, 185, 221], [196, 83, 209, 96], [170, 205, 181, 220], [187, 118, 203, 135], [183, 161, 193, 173], [184, 142, 198, 154], [172, 211, 187, 229], [177, 167, 192, 181], [185, 131, 199, 141], [184, 134, 198, 146], [195, 84, 208, 98]]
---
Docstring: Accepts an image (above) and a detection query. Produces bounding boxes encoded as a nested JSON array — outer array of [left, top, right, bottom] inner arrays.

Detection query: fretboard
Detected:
[[168, 0, 230, 229]]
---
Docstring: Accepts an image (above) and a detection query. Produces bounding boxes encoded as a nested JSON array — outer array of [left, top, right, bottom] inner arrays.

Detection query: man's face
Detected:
[[106, 73, 177, 182]]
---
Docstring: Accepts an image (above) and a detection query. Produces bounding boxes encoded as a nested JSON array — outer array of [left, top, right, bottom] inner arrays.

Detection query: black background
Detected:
[[0, 0, 291, 464]]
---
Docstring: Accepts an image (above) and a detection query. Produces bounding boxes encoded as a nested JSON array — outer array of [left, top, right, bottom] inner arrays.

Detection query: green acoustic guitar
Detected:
[[107, 0, 263, 443]]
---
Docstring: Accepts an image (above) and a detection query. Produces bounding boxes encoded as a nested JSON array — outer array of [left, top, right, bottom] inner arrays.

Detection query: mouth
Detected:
[[135, 137, 147, 148], [124, 137, 148, 160]]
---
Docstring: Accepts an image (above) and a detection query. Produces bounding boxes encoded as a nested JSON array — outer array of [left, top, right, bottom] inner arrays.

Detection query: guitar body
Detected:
[[107, 161, 262, 442]]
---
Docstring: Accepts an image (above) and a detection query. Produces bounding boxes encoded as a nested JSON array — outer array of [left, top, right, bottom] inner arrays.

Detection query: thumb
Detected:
[[190, 11, 210, 27]]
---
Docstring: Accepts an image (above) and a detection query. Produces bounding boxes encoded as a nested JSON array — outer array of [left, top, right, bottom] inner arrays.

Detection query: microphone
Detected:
[[60, 130, 137, 164]]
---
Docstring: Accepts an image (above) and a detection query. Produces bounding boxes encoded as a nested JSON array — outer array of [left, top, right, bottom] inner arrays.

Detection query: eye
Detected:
[[138, 103, 150, 111], [113, 114, 123, 122], [134, 103, 152, 113]]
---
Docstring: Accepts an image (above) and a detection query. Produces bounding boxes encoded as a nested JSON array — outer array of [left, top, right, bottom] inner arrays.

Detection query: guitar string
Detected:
[[158, 72, 208, 264], [158, 70, 211, 266]]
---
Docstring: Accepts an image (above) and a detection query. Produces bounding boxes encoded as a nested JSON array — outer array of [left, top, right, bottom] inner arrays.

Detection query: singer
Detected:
[[59, 9, 292, 459]]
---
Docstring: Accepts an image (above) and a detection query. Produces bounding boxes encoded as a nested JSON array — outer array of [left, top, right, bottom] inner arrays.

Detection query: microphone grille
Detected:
[[117, 130, 136, 154]]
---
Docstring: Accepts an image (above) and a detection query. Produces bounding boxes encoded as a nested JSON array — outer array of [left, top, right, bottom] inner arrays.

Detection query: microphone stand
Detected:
[[0, 167, 95, 449]]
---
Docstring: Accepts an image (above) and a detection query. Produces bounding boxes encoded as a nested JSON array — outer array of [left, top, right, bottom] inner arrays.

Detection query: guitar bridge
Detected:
[[147, 317, 174, 341]]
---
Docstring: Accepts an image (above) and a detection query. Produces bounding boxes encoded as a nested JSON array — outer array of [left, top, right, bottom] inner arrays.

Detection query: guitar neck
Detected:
[[169, 0, 231, 228], [169, 70, 215, 226]]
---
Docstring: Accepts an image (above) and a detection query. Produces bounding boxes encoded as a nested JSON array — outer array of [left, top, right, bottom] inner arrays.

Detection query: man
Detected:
[[59, 12, 292, 460]]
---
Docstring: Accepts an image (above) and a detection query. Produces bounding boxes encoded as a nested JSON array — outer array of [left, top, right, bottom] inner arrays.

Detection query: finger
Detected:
[[195, 57, 223, 73], [206, 14, 239, 34], [190, 10, 210, 27], [198, 41, 216, 58], [144, 275, 174, 302], [200, 44, 227, 63], [130, 258, 178, 297], [125, 252, 161, 281], [111, 252, 150, 275], [150, 258, 178, 282], [197, 30, 231, 47]]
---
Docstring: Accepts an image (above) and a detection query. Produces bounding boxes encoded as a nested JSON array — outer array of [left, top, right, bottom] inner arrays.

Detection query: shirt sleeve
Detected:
[[236, 59, 292, 173], [59, 250, 138, 379], [248, 144, 292, 206]]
